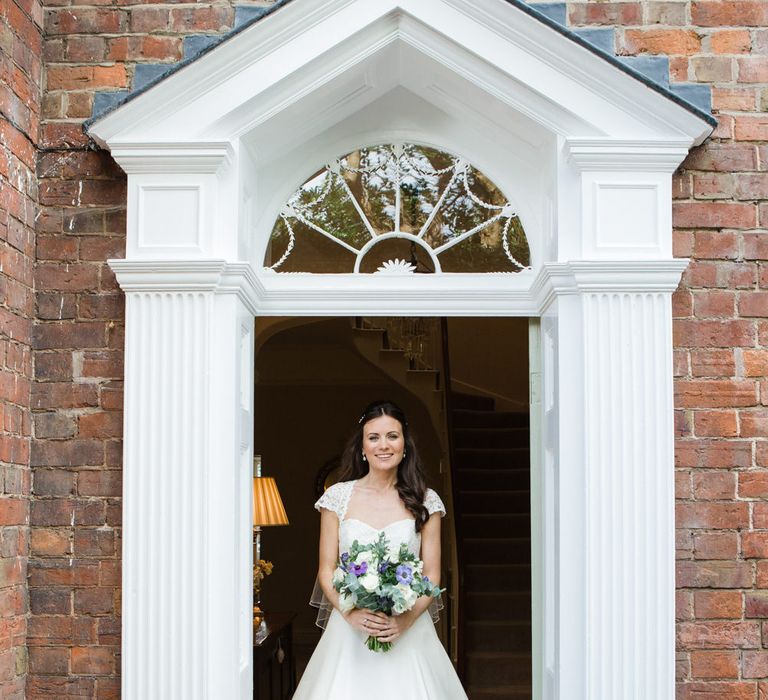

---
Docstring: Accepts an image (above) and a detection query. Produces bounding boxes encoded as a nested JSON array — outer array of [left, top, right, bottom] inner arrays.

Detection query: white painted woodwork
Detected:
[[116, 266, 255, 699], [91, 0, 713, 697]]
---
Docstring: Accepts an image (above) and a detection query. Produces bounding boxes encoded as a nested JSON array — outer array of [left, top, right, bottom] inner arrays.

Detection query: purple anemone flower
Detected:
[[351, 561, 368, 577], [395, 564, 413, 585], [378, 562, 388, 574]]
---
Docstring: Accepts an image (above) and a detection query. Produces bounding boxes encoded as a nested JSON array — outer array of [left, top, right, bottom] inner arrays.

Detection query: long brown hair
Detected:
[[337, 400, 430, 532]]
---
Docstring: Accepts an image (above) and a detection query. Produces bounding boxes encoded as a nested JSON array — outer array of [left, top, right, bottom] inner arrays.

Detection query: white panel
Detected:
[[138, 186, 201, 248], [580, 171, 672, 259], [595, 183, 658, 248]]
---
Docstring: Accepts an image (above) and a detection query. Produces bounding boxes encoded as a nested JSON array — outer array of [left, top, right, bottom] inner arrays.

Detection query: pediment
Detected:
[[87, 0, 713, 149]]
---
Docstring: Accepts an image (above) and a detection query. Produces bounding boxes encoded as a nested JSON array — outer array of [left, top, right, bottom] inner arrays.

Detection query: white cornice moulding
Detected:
[[565, 139, 692, 172], [533, 259, 690, 310], [109, 142, 235, 174], [108, 259, 260, 314]]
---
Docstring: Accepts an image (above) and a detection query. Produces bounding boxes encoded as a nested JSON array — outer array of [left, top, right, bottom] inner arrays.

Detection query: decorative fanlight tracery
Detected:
[[263, 143, 531, 274]]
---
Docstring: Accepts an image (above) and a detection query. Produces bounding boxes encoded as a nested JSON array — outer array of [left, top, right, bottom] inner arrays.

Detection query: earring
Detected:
[[403, 450, 406, 458], [362, 453, 367, 462]]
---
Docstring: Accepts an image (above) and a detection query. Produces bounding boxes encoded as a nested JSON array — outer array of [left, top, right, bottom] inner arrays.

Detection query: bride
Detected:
[[293, 400, 468, 699]]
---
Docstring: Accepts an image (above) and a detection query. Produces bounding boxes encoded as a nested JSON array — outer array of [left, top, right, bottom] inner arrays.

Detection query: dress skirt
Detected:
[[293, 609, 468, 700]]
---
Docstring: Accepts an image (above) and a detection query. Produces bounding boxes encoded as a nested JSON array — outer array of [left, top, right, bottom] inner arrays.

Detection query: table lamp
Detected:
[[253, 455, 289, 623]]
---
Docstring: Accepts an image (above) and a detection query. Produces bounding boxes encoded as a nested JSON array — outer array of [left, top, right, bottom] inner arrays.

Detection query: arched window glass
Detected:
[[263, 144, 531, 274]]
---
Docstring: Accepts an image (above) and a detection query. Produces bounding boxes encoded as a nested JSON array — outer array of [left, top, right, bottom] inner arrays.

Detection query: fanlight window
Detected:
[[264, 144, 530, 274], [263, 144, 531, 274]]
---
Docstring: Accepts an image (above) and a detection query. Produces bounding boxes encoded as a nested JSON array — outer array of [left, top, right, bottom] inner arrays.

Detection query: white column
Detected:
[[537, 261, 687, 700], [112, 261, 257, 699]]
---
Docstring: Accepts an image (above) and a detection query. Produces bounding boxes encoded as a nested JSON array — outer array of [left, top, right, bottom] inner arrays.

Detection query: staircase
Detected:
[[452, 393, 532, 700]]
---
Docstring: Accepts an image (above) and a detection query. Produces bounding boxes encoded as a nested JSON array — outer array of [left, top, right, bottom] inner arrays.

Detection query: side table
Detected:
[[254, 612, 297, 699]]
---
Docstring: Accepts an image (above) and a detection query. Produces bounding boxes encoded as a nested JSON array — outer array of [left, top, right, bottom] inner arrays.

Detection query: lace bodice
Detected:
[[315, 480, 446, 557]]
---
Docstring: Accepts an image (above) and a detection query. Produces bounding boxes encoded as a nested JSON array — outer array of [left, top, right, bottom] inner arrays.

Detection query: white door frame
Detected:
[[88, 1, 713, 697]]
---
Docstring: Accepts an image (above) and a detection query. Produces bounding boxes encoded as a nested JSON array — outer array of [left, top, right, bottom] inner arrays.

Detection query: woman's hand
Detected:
[[375, 611, 414, 644], [343, 608, 390, 636]]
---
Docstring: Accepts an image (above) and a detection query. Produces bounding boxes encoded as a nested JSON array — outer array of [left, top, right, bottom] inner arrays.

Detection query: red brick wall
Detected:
[[574, 3, 768, 696], [30, 0, 272, 696], [0, 0, 41, 696], [24, 0, 768, 697]]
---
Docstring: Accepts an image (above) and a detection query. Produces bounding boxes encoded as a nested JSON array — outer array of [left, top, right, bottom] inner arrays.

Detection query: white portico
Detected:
[[86, 0, 713, 697]]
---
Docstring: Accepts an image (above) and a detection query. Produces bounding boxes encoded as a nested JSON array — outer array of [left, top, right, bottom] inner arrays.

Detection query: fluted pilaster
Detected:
[[115, 261, 256, 699]]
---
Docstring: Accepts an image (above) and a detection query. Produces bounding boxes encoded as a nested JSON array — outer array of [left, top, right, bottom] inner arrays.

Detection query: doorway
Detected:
[[253, 316, 533, 698]]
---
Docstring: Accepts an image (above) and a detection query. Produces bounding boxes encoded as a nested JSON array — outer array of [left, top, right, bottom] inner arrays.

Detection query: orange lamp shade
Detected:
[[252, 477, 289, 527]]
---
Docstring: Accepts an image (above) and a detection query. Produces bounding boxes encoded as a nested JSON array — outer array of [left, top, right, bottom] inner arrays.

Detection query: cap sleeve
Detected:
[[424, 488, 446, 517], [314, 481, 351, 519]]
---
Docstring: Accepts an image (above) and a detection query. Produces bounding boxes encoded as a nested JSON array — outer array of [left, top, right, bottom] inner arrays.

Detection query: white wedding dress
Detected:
[[293, 480, 468, 700]]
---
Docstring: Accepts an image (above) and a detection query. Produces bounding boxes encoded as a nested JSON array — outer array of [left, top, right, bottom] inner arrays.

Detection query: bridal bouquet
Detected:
[[332, 532, 444, 652]]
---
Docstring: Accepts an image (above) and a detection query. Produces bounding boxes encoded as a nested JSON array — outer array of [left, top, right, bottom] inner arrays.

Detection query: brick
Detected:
[[70, 646, 114, 675], [693, 532, 739, 560], [32, 468, 75, 496], [690, 56, 734, 82], [675, 321, 756, 348], [674, 202, 757, 229], [694, 411, 738, 437], [77, 470, 120, 497], [740, 293, 768, 318], [740, 471, 768, 499], [747, 592, 768, 618], [692, 1, 768, 27], [28, 647, 69, 676], [676, 380, 757, 408], [754, 503, 768, 529], [736, 116, 768, 142], [691, 349, 735, 377], [680, 682, 760, 700], [677, 561, 752, 588], [710, 30, 752, 54], [745, 532, 768, 559], [74, 587, 114, 616], [569, 2, 642, 25], [0, 498, 26, 525], [740, 410, 768, 437], [744, 651, 768, 679], [693, 174, 735, 201], [34, 351, 73, 381], [690, 650, 739, 679], [36, 292, 76, 321], [30, 528, 70, 556], [739, 57, 768, 83], [694, 291, 736, 318], [34, 321, 107, 350], [741, 349, 768, 377], [713, 87, 757, 111], [46, 8, 125, 35], [29, 587, 70, 615], [73, 529, 114, 557], [692, 470, 736, 498], [30, 439, 103, 467], [34, 411, 76, 439], [624, 29, 701, 55], [31, 382, 99, 410], [696, 232, 741, 261], [744, 234, 768, 262], [677, 502, 749, 529], [27, 559, 99, 587], [677, 621, 761, 649]]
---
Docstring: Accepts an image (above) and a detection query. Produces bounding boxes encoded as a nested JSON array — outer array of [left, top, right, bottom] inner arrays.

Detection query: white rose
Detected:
[[386, 549, 401, 564], [332, 567, 345, 586], [355, 550, 376, 565], [359, 572, 380, 592], [339, 592, 355, 613], [396, 584, 418, 608]]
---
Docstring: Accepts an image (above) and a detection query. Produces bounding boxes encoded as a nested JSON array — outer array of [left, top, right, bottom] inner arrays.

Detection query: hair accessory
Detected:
[[358, 414, 365, 424]]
